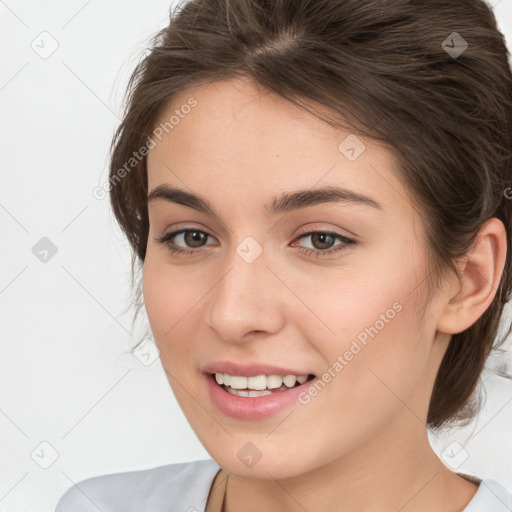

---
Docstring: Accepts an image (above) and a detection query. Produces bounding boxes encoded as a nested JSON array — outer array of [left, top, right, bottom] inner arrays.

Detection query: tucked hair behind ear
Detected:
[[108, 0, 512, 429]]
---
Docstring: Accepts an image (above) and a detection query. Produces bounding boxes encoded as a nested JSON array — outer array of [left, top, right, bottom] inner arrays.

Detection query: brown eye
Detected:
[[156, 228, 217, 255], [292, 230, 356, 257], [183, 230, 209, 248], [308, 232, 337, 250]]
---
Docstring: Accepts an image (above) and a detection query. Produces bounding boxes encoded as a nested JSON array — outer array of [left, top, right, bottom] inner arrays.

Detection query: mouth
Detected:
[[203, 362, 319, 419], [210, 372, 316, 397]]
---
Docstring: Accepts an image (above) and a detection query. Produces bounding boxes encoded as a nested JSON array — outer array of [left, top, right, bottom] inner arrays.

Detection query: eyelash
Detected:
[[155, 227, 356, 258]]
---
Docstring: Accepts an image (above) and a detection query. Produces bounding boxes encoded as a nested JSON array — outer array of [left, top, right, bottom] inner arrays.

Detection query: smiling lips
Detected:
[[215, 373, 311, 397], [202, 361, 317, 418], [205, 371, 317, 420], [202, 361, 315, 396]]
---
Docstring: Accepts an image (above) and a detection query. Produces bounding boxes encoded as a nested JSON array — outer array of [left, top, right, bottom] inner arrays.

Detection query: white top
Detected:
[[55, 459, 512, 511]]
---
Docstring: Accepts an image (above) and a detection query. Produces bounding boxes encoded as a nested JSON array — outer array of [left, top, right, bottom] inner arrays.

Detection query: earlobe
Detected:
[[436, 218, 507, 335]]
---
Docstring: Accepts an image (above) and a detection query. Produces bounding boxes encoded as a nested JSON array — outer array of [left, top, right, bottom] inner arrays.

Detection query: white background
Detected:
[[1, 1, 512, 511]]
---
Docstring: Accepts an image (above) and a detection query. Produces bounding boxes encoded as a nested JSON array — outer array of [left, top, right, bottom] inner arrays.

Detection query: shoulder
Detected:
[[55, 459, 221, 512], [463, 478, 512, 511]]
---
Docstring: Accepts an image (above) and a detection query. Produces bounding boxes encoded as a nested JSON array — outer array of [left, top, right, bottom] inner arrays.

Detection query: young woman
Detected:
[[56, 0, 512, 510]]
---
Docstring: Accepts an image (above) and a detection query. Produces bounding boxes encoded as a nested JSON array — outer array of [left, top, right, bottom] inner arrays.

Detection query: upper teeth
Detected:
[[215, 373, 308, 390]]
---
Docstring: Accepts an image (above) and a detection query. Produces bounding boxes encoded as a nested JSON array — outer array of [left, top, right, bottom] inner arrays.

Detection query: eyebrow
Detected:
[[147, 184, 382, 216]]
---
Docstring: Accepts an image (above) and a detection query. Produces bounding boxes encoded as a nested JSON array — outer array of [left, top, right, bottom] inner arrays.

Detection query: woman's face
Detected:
[[143, 77, 452, 479]]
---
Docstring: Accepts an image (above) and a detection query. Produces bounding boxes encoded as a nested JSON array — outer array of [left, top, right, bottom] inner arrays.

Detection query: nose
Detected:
[[204, 243, 286, 343]]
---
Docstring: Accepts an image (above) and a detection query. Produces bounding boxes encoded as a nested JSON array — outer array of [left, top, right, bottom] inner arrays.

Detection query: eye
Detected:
[[291, 230, 356, 257], [156, 228, 217, 256]]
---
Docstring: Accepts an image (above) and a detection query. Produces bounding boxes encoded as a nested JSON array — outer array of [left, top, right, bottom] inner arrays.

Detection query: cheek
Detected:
[[284, 283, 430, 471], [296, 256, 430, 410], [142, 256, 206, 409], [289, 257, 415, 351], [141, 255, 206, 384], [142, 253, 203, 342]]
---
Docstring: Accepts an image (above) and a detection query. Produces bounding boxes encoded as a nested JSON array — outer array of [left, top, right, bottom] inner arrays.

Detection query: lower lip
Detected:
[[205, 373, 316, 420]]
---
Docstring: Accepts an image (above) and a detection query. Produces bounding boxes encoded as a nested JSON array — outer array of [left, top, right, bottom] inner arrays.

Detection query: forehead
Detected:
[[147, 77, 413, 215]]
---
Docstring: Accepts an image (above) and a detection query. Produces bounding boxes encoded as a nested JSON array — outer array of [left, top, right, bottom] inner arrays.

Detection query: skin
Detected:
[[143, 76, 507, 512]]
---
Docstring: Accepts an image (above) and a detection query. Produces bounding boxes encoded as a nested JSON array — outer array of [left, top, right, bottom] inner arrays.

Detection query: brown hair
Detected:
[[108, 0, 512, 430]]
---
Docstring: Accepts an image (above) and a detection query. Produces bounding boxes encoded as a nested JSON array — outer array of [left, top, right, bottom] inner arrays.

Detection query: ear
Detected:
[[436, 218, 507, 335]]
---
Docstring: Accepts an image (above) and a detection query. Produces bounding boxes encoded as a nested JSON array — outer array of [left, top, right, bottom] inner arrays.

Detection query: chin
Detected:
[[202, 438, 323, 480]]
